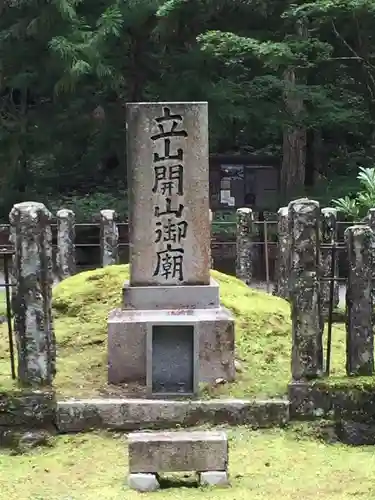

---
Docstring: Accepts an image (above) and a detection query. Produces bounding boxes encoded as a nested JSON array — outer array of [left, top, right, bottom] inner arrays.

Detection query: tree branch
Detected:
[[331, 20, 375, 100]]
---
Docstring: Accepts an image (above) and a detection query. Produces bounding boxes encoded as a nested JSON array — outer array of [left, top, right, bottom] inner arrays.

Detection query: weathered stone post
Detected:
[[56, 209, 76, 280], [236, 208, 253, 285], [321, 208, 339, 312], [9, 201, 56, 385], [100, 209, 118, 267], [289, 198, 323, 380], [367, 208, 375, 306], [274, 207, 289, 299], [345, 225, 374, 376], [366, 207, 375, 228], [209, 209, 213, 269]]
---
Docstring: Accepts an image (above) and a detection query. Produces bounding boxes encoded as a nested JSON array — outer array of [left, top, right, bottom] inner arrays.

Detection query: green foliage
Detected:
[[212, 210, 236, 237], [1, 0, 375, 215], [332, 167, 375, 218], [4, 427, 375, 499], [331, 195, 360, 220], [47, 192, 128, 221], [198, 31, 333, 69]]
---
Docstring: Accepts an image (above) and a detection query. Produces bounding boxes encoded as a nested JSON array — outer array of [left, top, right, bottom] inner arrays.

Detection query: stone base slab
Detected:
[[0, 428, 53, 451], [123, 279, 220, 310], [56, 398, 289, 433], [289, 380, 375, 421], [128, 430, 228, 473], [0, 390, 56, 428], [335, 420, 375, 446], [288, 381, 333, 419], [199, 471, 229, 486], [108, 306, 235, 387], [128, 473, 160, 492]]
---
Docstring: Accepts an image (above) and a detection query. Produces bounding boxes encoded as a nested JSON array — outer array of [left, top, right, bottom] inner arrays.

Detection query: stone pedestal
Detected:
[[108, 101, 235, 395], [122, 278, 220, 310], [108, 280, 235, 394]]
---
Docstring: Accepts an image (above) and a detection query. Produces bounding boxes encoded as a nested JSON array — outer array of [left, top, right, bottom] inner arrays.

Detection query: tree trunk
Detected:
[[305, 129, 323, 187], [16, 87, 29, 194], [280, 68, 306, 202], [280, 19, 308, 203]]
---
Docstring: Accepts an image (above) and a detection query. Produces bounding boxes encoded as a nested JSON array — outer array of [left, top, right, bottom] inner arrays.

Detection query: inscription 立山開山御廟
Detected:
[[151, 106, 189, 283], [127, 101, 211, 287]]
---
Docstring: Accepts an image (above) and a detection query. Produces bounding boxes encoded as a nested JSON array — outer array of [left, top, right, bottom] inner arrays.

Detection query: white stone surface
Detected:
[[128, 473, 160, 492], [199, 471, 229, 486]]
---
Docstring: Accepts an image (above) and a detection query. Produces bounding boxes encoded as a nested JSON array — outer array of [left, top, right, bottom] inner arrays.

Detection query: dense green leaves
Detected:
[[332, 167, 375, 218], [1, 0, 375, 218]]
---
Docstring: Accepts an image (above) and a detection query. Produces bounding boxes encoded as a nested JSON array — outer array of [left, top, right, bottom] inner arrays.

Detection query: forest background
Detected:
[[1, 0, 373, 222]]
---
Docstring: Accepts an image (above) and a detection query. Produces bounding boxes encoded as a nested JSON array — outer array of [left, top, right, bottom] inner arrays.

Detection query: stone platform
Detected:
[[127, 430, 229, 491], [108, 304, 235, 392], [122, 278, 219, 310], [56, 398, 290, 433]]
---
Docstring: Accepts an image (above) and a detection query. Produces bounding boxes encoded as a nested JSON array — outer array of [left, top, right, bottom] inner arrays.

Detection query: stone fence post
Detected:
[[321, 208, 339, 312], [289, 198, 323, 380], [366, 207, 375, 229], [345, 225, 374, 376], [209, 209, 213, 269], [100, 209, 118, 267], [367, 208, 375, 306], [236, 208, 253, 285], [9, 202, 56, 385], [274, 207, 289, 299], [56, 209, 76, 281]]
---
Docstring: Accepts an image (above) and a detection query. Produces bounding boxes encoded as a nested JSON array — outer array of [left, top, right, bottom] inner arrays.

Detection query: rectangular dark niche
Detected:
[[148, 324, 196, 396]]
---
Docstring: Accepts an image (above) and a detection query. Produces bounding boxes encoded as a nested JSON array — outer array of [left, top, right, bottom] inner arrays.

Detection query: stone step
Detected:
[[127, 430, 230, 491], [56, 398, 289, 433], [128, 430, 228, 474]]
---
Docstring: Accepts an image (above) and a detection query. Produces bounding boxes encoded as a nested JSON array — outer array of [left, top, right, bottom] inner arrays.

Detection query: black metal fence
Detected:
[[0, 250, 15, 379]]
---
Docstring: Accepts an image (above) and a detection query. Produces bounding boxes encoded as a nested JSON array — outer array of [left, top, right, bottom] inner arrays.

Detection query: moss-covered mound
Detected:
[[50, 265, 292, 398], [0, 265, 347, 398]]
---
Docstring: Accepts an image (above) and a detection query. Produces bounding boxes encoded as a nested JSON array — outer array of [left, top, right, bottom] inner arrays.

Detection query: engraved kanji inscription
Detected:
[[151, 107, 188, 141], [154, 198, 184, 218], [155, 219, 188, 244], [153, 138, 183, 163], [150, 106, 189, 282], [153, 243, 184, 281], [151, 107, 187, 163], [152, 165, 183, 196]]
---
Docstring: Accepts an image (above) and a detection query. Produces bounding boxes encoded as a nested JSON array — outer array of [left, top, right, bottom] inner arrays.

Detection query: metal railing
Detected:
[[0, 249, 15, 379], [0, 214, 366, 380]]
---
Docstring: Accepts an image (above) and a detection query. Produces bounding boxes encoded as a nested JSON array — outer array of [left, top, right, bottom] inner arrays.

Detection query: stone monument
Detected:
[[108, 102, 235, 396]]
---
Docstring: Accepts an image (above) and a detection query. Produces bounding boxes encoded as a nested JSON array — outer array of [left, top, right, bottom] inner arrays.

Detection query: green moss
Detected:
[[0, 264, 352, 398], [51, 265, 294, 398], [2, 426, 375, 499], [313, 377, 375, 392], [0, 290, 6, 318]]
